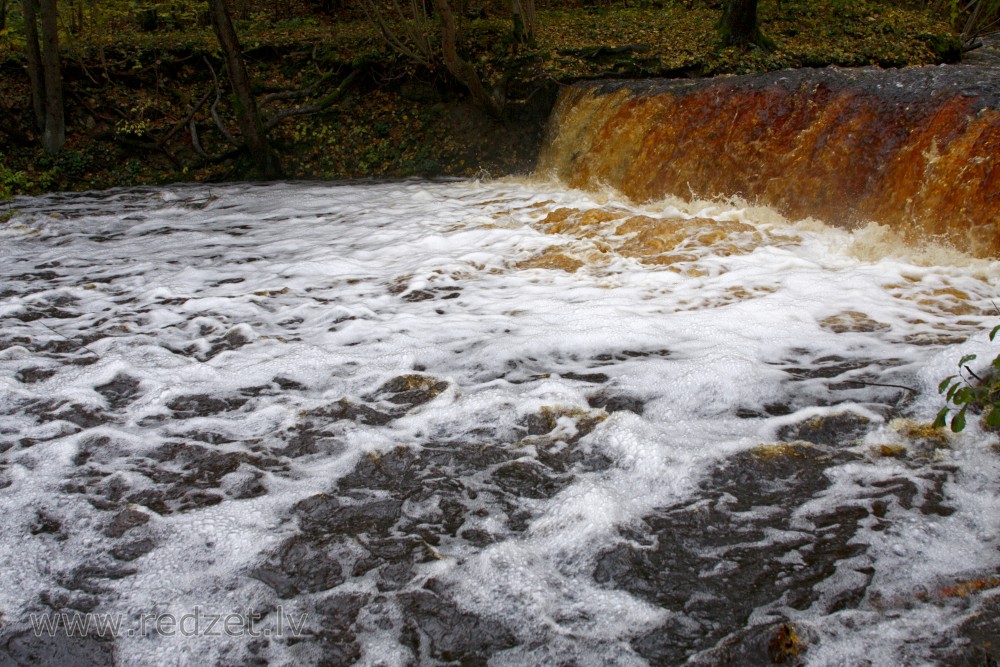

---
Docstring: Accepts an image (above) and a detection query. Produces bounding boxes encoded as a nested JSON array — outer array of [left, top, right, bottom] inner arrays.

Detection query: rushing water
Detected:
[[0, 180, 998, 666], [538, 66, 1000, 258]]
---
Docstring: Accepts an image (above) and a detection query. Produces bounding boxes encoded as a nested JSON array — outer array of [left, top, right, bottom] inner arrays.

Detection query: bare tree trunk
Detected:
[[719, 0, 761, 47], [431, 0, 502, 117], [39, 0, 64, 154], [511, 0, 535, 46], [21, 0, 44, 131], [0, 0, 9, 31], [206, 0, 281, 178]]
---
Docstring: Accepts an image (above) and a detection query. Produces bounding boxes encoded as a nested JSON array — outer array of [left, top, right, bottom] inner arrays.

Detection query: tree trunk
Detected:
[[206, 0, 281, 178], [21, 0, 44, 131], [719, 0, 760, 47], [511, 0, 535, 46], [0, 0, 9, 31], [39, 0, 64, 154], [431, 0, 503, 117]]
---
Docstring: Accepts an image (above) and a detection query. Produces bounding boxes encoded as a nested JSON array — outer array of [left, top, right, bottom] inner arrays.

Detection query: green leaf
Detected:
[[959, 353, 978, 367], [938, 375, 956, 393], [946, 383, 961, 402], [990, 324, 999, 341], [992, 354, 1000, 368], [986, 406, 1000, 429], [951, 405, 967, 432], [954, 387, 975, 404], [933, 406, 949, 429]]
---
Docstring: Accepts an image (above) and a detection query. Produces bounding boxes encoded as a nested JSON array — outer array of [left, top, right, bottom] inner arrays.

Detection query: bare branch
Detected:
[[190, 118, 208, 158], [358, 0, 434, 67], [264, 68, 361, 130], [205, 57, 239, 147], [260, 70, 339, 106], [160, 86, 213, 146], [843, 380, 916, 393]]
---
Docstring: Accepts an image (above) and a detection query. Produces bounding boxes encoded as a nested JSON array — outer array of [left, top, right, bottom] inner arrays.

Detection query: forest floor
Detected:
[[0, 0, 963, 197]]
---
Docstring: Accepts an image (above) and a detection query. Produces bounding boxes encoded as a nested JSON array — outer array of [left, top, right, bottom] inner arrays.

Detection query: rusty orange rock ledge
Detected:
[[538, 65, 1000, 258]]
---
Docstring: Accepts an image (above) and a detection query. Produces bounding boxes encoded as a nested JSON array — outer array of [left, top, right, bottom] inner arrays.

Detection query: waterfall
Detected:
[[538, 66, 1000, 258]]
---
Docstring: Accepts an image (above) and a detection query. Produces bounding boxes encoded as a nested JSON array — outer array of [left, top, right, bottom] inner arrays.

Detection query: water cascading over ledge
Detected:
[[537, 65, 1000, 258]]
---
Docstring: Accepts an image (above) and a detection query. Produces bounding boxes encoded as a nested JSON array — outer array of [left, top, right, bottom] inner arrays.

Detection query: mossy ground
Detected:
[[0, 0, 959, 196]]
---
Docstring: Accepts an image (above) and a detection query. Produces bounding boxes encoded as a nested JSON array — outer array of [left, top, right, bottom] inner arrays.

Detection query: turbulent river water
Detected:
[[0, 179, 998, 666]]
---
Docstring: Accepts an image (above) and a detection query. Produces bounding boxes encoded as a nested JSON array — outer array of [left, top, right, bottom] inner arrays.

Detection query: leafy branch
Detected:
[[934, 323, 1000, 432]]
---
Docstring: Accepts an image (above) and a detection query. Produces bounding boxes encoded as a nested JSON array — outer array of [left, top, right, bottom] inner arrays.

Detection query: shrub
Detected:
[[935, 324, 1000, 432]]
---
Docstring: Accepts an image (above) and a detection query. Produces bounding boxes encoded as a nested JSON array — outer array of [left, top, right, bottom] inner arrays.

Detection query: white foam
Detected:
[[0, 180, 997, 664]]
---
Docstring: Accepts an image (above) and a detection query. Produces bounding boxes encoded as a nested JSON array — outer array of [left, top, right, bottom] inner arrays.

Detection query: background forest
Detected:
[[0, 0, 995, 195]]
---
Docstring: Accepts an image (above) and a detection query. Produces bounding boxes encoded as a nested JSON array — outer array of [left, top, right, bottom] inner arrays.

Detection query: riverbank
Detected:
[[0, 0, 961, 198]]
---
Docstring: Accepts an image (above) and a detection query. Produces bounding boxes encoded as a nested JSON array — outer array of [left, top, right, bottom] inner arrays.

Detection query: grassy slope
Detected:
[[0, 0, 958, 197]]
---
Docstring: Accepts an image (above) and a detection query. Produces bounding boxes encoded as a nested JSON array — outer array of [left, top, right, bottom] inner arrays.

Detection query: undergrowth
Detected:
[[936, 323, 1000, 432]]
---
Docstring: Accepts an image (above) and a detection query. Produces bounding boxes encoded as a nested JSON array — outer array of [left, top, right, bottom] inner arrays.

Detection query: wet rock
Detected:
[[400, 286, 462, 302], [169, 326, 255, 362], [493, 460, 567, 499], [29, 510, 63, 537], [38, 589, 100, 614], [165, 394, 248, 418], [888, 419, 951, 460], [587, 390, 645, 415], [819, 311, 892, 334], [256, 438, 598, 610], [859, 466, 956, 517], [375, 561, 417, 592], [776, 411, 872, 447], [110, 537, 157, 562], [520, 406, 605, 443], [57, 563, 137, 596], [24, 400, 109, 429], [309, 593, 368, 665], [0, 336, 34, 353], [297, 493, 404, 536], [253, 535, 346, 598], [941, 594, 1000, 666], [12, 271, 60, 281], [15, 367, 57, 384], [459, 528, 495, 547], [205, 327, 252, 358], [273, 376, 306, 391], [594, 443, 872, 663], [16, 307, 78, 322], [401, 289, 435, 301], [94, 374, 142, 411], [301, 399, 394, 427], [0, 630, 115, 666], [400, 588, 517, 662], [72, 435, 117, 467], [688, 621, 812, 666], [225, 471, 268, 499], [783, 356, 890, 380], [275, 423, 343, 458], [374, 375, 450, 410], [127, 487, 224, 514], [102, 507, 150, 538], [88, 442, 283, 514], [562, 371, 610, 383], [183, 430, 236, 445], [593, 348, 672, 362]]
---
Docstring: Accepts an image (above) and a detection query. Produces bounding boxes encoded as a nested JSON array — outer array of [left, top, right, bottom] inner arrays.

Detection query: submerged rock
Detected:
[[776, 411, 872, 446]]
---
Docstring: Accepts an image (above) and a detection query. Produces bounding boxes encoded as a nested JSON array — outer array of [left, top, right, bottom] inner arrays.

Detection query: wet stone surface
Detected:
[[595, 442, 870, 664], [1, 183, 997, 665], [250, 404, 612, 660], [254, 429, 600, 598]]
